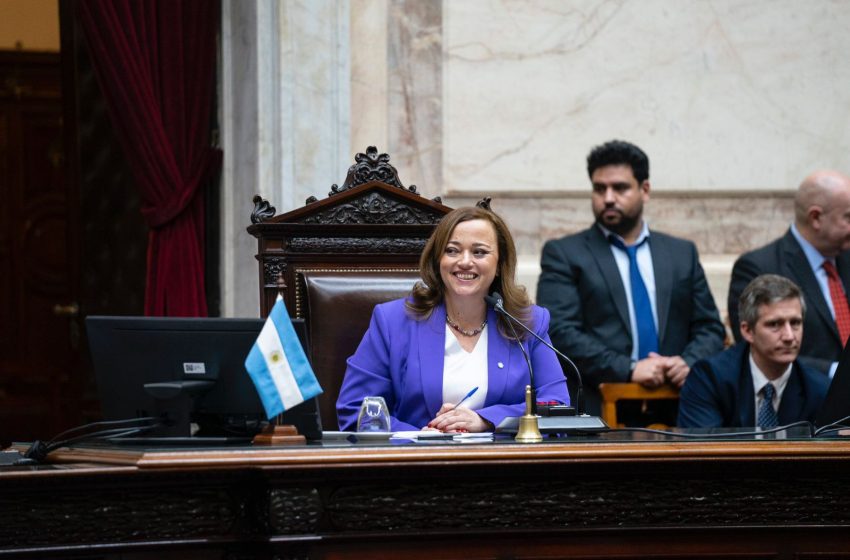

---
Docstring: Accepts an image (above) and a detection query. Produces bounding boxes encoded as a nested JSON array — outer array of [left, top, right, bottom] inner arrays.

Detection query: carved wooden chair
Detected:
[[247, 147, 452, 430], [598, 382, 680, 429]]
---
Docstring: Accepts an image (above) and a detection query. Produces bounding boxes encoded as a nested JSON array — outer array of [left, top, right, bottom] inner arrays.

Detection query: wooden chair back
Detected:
[[247, 147, 453, 429], [598, 382, 680, 429]]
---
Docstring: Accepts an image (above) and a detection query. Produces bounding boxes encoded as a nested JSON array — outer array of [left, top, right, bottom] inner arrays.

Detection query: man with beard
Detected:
[[679, 274, 828, 428], [728, 170, 850, 376], [536, 140, 725, 422]]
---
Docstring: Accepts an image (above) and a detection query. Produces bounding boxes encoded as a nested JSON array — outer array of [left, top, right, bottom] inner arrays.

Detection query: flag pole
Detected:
[[252, 273, 306, 446]]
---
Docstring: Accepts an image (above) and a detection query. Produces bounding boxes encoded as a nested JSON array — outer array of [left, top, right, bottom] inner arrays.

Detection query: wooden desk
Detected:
[[3, 433, 850, 558]]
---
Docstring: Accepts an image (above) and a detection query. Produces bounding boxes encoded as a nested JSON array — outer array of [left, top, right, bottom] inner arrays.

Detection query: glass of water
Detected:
[[357, 396, 391, 432]]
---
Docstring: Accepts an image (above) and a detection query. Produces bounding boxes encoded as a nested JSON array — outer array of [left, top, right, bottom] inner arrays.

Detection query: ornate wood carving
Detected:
[[301, 191, 443, 225], [262, 257, 288, 286], [0, 479, 238, 546], [251, 194, 277, 224], [288, 237, 427, 254], [247, 148, 452, 318], [6, 441, 850, 557], [268, 487, 322, 534], [246, 149, 453, 428], [329, 146, 411, 195], [323, 475, 850, 532]]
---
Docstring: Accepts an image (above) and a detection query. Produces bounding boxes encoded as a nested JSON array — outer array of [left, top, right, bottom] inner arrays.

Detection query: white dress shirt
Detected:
[[749, 353, 792, 416], [598, 222, 658, 361]]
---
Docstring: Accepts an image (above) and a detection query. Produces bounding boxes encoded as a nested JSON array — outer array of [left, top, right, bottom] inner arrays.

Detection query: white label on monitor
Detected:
[[183, 362, 206, 374]]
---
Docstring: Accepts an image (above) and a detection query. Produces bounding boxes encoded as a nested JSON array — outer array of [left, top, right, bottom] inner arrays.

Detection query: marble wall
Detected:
[[442, 0, 850, 194], [220, 0, 351, 316], [447, 191, 793, 321], [219, 0, 850, 318]]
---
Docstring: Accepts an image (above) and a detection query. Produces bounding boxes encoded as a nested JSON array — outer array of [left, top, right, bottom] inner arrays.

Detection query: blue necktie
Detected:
[[757, 383, 778, 429], [610, 236, 658, 359]]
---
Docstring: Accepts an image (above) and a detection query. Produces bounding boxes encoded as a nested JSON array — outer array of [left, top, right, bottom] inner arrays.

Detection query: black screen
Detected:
[[85, 315, 321, 439]]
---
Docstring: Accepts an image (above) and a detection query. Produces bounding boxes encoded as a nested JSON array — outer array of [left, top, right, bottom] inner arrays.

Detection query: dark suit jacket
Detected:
[[536, 225, 726, 415], [728, 229, 850, 373], [678, 342, 829, 428]]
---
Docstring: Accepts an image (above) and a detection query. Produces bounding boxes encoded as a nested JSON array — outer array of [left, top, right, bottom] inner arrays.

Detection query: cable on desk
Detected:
[[22, 416, 161, 464], [813, 414, 850, 437], [605, 421, 814, 439], [44, 416, 159, 447]]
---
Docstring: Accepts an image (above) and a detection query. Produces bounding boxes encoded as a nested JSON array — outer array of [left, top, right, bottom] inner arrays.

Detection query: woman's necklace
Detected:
[[446, 314, 487, 337]]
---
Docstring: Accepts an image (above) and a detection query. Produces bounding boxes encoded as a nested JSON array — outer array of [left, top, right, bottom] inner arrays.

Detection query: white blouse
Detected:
[[441, 324, 488, 410]]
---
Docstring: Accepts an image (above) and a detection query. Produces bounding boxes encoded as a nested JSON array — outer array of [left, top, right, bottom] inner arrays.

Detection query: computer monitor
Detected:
[[85, 315, 322, 440]]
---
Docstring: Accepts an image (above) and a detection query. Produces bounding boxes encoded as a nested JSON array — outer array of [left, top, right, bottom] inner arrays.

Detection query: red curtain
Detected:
[[77, 0, 221, 316]]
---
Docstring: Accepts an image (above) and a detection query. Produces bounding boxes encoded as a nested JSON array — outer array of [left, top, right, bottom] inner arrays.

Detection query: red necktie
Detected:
[[823, 261, 850, 346]]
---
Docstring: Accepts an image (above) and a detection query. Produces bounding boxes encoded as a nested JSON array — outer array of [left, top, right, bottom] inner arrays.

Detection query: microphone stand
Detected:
[[486, 293, 608, 435], [502, 306, 542, 443]]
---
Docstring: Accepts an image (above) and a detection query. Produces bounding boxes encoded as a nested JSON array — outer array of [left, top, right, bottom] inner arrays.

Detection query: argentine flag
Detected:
[[245, 295, 322, 419]]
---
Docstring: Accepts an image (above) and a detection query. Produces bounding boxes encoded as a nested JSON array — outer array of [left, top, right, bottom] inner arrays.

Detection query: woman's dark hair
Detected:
[[406, 206, 533, 338]]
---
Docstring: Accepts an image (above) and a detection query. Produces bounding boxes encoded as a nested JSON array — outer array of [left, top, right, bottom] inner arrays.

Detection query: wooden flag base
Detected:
[[252, 424, 306, 446]]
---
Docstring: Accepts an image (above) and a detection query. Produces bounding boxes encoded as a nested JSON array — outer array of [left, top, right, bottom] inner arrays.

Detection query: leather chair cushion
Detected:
[[302, 270, 421, 430]]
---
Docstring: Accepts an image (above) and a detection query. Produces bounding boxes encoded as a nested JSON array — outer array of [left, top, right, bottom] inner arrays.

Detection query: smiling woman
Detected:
[[336, 206, 570, 433], [439, 218, 499, 326]]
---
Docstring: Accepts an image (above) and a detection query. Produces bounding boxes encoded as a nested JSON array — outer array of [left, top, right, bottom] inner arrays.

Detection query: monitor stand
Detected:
[[144, 380, 215, 437]]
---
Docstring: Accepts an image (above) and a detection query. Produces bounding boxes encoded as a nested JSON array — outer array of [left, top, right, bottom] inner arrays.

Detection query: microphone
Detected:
[[484, 292, 586, 415], [485, 292, 608, 435], [502, 301, 537, 416]]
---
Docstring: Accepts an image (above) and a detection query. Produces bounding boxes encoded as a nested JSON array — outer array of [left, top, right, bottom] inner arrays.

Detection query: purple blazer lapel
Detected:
[[486, 306, 511, 406], [419, 302, 447, 416]]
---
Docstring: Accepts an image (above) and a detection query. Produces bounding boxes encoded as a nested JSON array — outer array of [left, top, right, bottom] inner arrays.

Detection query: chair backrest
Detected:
[[598, 382, 680, 429], [301, 270, 420, 429], [247, 147, 453, 430]]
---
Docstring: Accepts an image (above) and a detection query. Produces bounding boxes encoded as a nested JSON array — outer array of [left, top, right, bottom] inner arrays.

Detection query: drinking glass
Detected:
[[357, 396, 391, 432]]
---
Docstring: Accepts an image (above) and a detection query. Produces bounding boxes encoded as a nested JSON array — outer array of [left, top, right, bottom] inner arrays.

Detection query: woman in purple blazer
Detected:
[[336, 206, 570, 432]]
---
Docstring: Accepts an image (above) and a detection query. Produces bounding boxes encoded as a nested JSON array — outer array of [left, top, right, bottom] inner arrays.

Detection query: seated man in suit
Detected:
[[728, 170, 850, 375], [536, 139, 725, 421], [679, 274, 829, 428]]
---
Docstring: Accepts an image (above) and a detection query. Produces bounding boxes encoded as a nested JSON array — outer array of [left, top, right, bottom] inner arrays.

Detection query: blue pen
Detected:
[[452, 386, 478, 410]]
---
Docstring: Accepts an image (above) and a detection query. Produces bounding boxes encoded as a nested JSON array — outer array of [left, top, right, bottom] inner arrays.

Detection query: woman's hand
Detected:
[[427, 403, 490, 432]]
